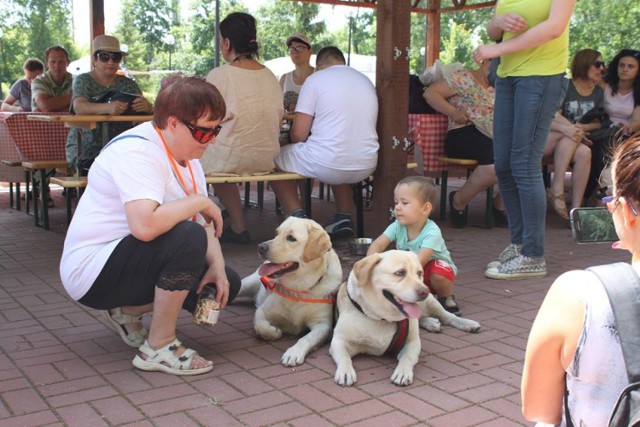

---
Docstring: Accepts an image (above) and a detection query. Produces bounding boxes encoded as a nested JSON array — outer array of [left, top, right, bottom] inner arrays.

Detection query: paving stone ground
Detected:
[[0, 180, 624, 426]]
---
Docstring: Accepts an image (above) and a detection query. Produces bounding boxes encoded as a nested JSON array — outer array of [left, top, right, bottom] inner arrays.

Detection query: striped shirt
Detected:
[[31, 71, 73, 111]]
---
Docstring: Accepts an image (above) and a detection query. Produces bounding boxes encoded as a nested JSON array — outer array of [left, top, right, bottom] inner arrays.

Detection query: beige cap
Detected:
[[286, 33, 311, 48], [92, 35, 128, 55]]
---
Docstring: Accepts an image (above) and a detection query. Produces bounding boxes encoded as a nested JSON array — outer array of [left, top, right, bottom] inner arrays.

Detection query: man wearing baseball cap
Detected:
[[279, 33, 314, 114]]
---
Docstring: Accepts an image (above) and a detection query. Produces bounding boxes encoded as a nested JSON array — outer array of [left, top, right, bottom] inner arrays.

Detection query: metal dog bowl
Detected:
[[350, 238, 372, 256]]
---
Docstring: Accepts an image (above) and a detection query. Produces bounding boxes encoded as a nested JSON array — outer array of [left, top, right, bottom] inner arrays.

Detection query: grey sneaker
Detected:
[[485, 254, 547, 280], [486, 243, 522, 269]]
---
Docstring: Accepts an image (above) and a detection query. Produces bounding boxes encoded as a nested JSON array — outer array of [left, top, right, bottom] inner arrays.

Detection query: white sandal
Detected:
[[132, 339, 213, 376], [101, 308, 148, 348]]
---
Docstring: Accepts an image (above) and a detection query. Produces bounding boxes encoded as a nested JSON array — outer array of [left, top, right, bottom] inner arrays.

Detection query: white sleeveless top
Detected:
[[283, 71, 302, 94], [560, 272, 628, 426]]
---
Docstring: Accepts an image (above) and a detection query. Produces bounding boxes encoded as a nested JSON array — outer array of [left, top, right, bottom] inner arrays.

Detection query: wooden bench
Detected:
[[206, 171, 314, 218], [1, 159, 23, 210], [50, 176, 88, 225], [22, 160, 68, 230], [439, 157, 493, 228]]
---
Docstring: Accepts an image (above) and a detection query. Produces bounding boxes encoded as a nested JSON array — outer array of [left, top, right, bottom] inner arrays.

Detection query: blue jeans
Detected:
[[493, 74, 567, 258]]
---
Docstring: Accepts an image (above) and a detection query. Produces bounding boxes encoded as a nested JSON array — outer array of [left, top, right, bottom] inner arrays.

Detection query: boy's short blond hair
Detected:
[[396, 176, 437, 206]]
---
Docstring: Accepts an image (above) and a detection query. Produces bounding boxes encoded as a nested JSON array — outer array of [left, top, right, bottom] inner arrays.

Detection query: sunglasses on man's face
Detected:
[[95, 52, 123, 63], [593, 60, 606, 69], [182, 121, 222, 144]]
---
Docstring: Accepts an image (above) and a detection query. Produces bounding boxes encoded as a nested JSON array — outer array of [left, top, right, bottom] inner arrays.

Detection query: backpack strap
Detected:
[[587, 263, 640, 383]]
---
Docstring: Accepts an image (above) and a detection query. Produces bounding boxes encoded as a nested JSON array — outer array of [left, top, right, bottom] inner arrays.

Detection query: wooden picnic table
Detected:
[[24, 114, 154, 230]]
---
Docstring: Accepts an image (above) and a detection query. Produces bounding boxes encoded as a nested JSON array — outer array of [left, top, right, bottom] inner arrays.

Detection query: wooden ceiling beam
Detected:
[[289, 0, 495, 14]]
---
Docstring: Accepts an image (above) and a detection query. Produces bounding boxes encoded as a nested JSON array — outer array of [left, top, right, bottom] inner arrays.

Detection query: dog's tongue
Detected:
[[258, 262, 292, 277], [402, 302, 422, 319]]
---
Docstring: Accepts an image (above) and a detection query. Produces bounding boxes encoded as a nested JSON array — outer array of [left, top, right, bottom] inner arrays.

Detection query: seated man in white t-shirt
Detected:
[[270, 46, 379, 238]]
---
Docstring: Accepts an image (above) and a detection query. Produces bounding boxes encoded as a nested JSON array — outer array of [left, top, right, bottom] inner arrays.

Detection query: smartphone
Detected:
[[570, 207, 618, 244]]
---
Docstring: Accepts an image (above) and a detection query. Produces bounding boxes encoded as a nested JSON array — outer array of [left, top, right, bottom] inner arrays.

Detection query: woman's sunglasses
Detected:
[[95, 51, 123, 63], [593, 60, 606, 69], [602, 195, 639, 216], [182, 122, 222, 144]]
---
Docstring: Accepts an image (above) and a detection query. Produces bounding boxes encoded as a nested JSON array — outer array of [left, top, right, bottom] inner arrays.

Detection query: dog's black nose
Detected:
[[258, 242, 269, 255]]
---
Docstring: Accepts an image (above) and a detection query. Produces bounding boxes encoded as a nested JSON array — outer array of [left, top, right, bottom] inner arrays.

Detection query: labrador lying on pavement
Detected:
[[238, 217, 342, 367], [331, 250, 481, 386]]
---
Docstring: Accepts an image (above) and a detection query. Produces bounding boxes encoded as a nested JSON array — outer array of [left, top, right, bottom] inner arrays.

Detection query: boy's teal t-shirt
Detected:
[[383, 219, 457, 275]]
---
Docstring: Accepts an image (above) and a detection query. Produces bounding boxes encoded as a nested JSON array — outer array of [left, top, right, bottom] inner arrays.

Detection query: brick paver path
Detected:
[[0, 183, 624, 426]]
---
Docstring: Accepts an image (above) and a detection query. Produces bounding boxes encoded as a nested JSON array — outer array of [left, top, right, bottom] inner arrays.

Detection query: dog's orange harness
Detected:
[[260, 276, 336, 304]]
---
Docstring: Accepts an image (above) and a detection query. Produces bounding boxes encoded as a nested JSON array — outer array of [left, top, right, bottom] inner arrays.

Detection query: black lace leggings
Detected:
[[79, 221, 240, 312]]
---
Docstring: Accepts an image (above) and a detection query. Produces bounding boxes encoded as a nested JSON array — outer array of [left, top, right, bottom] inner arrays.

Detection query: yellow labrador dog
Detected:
[[239, 217, 342, 367], [331, 250, 481, 387]]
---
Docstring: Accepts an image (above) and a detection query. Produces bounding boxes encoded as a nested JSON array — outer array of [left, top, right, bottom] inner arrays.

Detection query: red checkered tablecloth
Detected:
[[408, 113, 449, 173], [1, 112, 68, 160]]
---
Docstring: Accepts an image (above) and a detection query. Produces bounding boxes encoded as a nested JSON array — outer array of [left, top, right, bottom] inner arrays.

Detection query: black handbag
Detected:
[[91, 90, 141, 115], [579, 107, 609, 126]]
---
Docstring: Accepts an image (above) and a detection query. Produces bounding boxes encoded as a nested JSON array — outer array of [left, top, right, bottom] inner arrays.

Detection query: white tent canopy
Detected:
[[67, 55, 92, 75], [264, 54, 376, 85]]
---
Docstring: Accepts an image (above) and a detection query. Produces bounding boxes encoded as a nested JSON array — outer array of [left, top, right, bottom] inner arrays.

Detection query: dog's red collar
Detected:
[[346, 286, 409, 357], [260, 276, 336, 304], [384, 319, 409, 357]]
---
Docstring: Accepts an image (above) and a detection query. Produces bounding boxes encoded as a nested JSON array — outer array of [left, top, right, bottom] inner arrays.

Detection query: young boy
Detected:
[[1, 58, 44, 112], [367, 176, 460, 315]]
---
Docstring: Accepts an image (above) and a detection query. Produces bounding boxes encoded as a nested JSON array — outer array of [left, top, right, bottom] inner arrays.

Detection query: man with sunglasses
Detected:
[[65, 35, 153, 174], [31, 45, 73, 112]]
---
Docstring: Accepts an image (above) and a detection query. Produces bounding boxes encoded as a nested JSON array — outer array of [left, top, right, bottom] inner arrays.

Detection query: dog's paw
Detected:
[[419, 317, 442, 332], [255, 321, 282, 340], [334, 366, 357, 387], [451, 318, 481, 333], [281, 347, 306, 367], [390, 366, 414, 386]]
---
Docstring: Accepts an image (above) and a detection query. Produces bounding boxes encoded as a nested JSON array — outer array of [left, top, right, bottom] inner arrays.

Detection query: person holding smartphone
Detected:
[[522, 133, 640, 424], [66, 35, 153, 174]]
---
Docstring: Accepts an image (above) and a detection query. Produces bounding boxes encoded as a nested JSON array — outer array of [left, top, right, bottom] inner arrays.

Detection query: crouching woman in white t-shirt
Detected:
[[60, 77, 239, 376]]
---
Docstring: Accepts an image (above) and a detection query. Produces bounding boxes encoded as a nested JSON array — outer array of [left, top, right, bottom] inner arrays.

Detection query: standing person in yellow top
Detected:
[[474, 0, 576, 280]]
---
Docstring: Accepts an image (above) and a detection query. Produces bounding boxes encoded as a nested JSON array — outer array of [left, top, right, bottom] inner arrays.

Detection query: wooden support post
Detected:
[[426, 0, 441, 67], [370, 0, 410, 236], [90, 0, 105, 40]]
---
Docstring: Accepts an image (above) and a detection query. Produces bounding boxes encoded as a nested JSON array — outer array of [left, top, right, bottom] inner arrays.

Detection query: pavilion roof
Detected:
[[292, 0, 496, 14]]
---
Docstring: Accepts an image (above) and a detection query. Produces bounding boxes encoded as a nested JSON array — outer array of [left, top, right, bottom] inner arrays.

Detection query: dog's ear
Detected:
[[353, 253, 382, 286], [303, 223, 332, 262]]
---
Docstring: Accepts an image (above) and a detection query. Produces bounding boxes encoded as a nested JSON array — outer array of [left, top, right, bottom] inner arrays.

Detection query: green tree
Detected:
[[254, 0, 325, 61], [331, 10, 376, 58], [114, 0, 148, 71], [127, 0, 175, 65], [386, 5, 494, 74], [0, 0, 75, 86], [570, 0, 640, 61], [184, 0, 246, 75]]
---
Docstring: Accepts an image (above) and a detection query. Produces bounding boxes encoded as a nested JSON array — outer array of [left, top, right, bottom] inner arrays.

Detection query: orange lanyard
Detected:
[[155, 125, 198, 222]]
